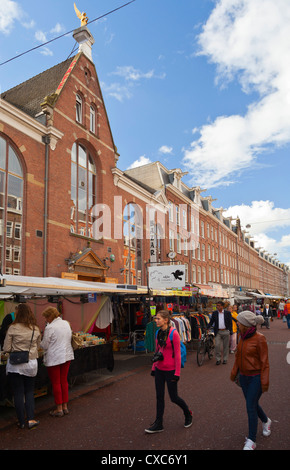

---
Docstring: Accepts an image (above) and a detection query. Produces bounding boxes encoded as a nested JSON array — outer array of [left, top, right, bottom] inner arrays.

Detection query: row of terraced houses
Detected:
[[0, 23, 289, 298]]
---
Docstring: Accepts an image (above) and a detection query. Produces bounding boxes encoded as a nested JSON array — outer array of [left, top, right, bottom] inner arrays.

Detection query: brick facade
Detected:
[[0, 30, 288, 297]]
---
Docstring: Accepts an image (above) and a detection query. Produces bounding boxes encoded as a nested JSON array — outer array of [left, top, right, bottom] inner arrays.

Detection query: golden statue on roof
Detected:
[[74, 2, 88, 26]]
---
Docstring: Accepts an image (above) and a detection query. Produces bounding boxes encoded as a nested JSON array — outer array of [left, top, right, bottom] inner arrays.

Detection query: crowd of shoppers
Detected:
[[1, 296, 288, 449]]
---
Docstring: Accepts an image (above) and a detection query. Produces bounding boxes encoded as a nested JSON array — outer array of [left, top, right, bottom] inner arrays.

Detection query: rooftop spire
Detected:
[[73, 3, 94, 61]]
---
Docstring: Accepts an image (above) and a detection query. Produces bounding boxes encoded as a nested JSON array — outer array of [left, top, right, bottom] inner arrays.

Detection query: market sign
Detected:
[[148, 265, 186, 289]]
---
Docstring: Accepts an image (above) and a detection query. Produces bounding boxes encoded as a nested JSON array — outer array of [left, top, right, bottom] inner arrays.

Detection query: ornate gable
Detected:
[[66, 248, 108, 281]]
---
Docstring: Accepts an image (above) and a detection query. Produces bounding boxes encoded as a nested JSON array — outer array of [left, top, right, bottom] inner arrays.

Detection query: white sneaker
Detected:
[[262, 418, 271, 437], [243, 438, 256, 450]]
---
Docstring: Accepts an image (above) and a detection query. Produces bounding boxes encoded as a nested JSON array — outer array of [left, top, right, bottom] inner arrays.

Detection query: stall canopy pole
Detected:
[[84, 296, 109, 333]]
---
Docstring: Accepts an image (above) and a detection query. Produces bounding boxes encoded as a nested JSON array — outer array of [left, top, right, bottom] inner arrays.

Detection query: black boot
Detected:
[[145, 419, 164, 433]]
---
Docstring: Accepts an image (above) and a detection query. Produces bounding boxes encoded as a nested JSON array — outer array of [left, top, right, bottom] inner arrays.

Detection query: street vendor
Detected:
[[135, 304, 145, 327]]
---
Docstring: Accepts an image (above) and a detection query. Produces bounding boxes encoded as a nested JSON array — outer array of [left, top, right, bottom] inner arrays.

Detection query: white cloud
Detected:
[[40, 47, 53, 57], [111, 66, 155, 81], [103, 65, 165, 101], [183, 0, 290, 188], [0, 0, 22, 34], [35, 30, 47, 42], [0, 0, 35, 34], [159, 145, 173, 155], [50, 23, 65, 35], [224, 200, 290, 234], [224, 200, 290, 262], [100, 81, 133, 102], [127, 156, 152, 169]]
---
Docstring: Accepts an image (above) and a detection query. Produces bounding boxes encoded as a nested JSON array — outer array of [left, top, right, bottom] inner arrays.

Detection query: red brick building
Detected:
[[0, 24, 288, 298]]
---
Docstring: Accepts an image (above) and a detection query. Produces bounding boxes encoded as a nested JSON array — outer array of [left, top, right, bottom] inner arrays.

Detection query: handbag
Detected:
[[9, 329, 35, 365], [234, 369, 241, 387], [71, 332, 84, 350]]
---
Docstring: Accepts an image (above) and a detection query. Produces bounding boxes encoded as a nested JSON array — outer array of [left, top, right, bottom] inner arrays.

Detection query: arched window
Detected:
[[0, 136, 23, 274], [123, 203, 143, 285], [71, 142, 96, 237]]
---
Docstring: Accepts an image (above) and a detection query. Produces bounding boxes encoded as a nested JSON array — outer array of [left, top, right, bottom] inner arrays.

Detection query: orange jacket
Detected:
[[284, 303, 290, 314], [230, 331, 269, 392]]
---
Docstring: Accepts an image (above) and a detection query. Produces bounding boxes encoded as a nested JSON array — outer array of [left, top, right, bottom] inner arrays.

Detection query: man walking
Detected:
[[208, 301, 232, 365], [262, 304, 272, 329]]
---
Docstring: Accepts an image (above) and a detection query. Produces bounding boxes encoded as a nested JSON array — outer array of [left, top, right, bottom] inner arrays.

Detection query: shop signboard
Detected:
[[148, 265, 185, 289]]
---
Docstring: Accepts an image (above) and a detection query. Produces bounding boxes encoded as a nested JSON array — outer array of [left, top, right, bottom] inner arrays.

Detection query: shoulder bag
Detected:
[[9, 329, 35, 365]]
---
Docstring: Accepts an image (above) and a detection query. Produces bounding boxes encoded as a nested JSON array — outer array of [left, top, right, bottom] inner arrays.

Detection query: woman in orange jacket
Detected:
[[230, 311, 271, 450]]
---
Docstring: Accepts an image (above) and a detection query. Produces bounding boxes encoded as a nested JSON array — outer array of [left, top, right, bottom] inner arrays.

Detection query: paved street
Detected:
[[0, 318, 289, 454]]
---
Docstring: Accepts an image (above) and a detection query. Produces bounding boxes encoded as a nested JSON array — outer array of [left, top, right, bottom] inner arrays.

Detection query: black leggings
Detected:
[[8, 373, 35, 426], [155, 368, 189, 421]]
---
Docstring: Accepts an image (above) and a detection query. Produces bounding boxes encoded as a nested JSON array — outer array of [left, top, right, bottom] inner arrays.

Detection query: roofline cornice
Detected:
[[111, 167, 168, 210], [0, 99, 63, 149]]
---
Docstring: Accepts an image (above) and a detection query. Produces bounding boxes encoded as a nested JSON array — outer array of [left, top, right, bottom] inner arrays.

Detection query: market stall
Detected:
[[0, 339, 114, 402], [0, 275, 147, 403]]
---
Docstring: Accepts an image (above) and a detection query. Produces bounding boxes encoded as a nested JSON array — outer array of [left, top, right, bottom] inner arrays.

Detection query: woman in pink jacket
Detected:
[[145, 310, 192, 433]]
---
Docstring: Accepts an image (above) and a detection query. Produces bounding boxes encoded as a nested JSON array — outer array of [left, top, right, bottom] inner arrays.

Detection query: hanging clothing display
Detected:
[[171, 315, 191, 343], [188, 313, 210, 339], [145, 321, 158, 352], [95, 299, 114, 329]]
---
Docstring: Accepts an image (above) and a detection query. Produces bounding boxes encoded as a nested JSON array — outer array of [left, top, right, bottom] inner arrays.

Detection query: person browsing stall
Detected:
[[40, 307, 74, 417], [3, 304, 41, 429], [145, 310, 192, 434]]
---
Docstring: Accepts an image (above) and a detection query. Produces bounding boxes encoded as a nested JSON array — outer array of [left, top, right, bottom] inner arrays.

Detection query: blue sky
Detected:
[[1, 0, 290, 268]]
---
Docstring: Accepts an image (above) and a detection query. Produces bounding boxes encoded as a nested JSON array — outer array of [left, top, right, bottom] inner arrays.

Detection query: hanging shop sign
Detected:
[[148, 265, 185, 289]]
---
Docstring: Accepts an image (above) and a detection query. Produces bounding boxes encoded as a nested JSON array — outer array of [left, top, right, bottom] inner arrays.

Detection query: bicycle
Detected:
[[196, 329, 215, 366]]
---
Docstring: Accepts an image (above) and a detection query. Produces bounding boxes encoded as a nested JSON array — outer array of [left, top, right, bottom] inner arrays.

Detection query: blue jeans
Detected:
[[287, 315, 290, 329], [240, 374, 268, 442], [8, 373, 36, 426]]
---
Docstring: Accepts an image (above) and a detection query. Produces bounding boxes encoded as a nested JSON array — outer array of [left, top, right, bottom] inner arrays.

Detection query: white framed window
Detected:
[[183, 209, 187, 229], [202, 243, 205, 261], [191, 214, 195, 234], [183, 238, 188, 256], [0, 136, 24, 274], [14, 246, 21, 263], [6, 245, 12, 261], [191, 239, 195, 258], [76, 94, 83, 123], [14, 223, 21, 240], [201, 221, 204, 238], [176, 205, 180, 226], [71, 142, 97, 238], [192, 265, 196, 283], [169, 229, 175, 251], [168, 202, 173, 222], [6, 221, 13, 238], [90, 105, 96, 133], [177, 233, 181, 253]]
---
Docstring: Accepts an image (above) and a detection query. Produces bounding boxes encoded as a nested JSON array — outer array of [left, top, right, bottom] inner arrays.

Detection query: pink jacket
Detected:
[[152, 327, 181, 377]]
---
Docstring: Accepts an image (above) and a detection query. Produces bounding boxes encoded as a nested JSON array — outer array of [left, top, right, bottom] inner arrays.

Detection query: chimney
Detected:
[[73, 26, 95, 62]]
